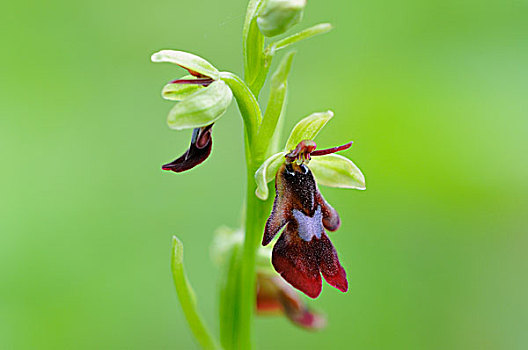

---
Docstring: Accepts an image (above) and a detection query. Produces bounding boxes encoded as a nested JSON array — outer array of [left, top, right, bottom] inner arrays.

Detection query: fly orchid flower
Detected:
[[255, 111, 366, 298], [151, 50, 233, 172], [256, 273, 325, 329]]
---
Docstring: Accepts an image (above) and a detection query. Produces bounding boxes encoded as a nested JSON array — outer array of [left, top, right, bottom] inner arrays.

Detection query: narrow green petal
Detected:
[[254, 152, 285, 200], [167, 80, 233, 130], [270, 23, 333, 53], [309, 154, 366, 190], [284, 110, 333, 151], [151, 50, 220, 80]]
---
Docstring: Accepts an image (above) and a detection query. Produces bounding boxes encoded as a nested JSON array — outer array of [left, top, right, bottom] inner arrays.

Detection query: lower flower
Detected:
[[256, 273, 325, 329]]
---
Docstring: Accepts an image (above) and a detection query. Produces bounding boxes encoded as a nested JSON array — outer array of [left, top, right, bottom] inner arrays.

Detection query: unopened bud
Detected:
[[257, 0, 306, 37]]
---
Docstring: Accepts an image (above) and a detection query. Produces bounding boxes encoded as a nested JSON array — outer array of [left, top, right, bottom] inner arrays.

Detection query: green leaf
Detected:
[[270, 23, 333, 53], [257, 0, 306, 37], [254, 152, 285, 200], [171, 236, 220, 350], [284, 110, 333, 151], [151, 50, 220, 80], [255, 51, 296, 158], [309, 154, 366, 190], [167, 80, 233, 130], [162, 75, 205, 101]]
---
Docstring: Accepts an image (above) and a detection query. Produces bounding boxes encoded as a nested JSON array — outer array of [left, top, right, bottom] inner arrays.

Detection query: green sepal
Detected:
[[254, 152, 286, 200], [167, 80, 233, 130], [309, 154, 366, 190], [257, 0, 306, 37], [151, 50, 220, 80], [162, 75, 205, 101], [269, 23, 333, 54], [284, 110, 333, 151]]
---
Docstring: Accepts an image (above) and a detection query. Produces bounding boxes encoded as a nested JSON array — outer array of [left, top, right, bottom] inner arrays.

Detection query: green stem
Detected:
[[219, 2, 276, 347], [236, 161, 271, 349], [219, 72, 261, 151], [219, 70, 269, 349]]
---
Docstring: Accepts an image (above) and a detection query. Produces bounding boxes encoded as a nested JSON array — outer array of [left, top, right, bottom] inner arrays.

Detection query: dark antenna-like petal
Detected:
[[315, 192, 341, 231]]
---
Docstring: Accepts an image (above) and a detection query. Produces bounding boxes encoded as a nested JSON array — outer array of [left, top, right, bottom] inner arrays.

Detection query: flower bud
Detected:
[[257, 0, 306, 37]]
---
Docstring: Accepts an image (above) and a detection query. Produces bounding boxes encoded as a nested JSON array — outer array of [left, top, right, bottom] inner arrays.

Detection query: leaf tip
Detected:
[[172, 235, 184, 265]]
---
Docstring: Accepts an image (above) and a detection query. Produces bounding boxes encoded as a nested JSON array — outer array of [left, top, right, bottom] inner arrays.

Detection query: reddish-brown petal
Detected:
[[263, 184, 289, 246], [310, 141, 353, 156], [272, 227, 322, 298], [318, 234, 348, 293], [185, 67, 208, 78], [315, 192, 341, 231], [169, 78, 214, 86], [263, 164, 293, 245]]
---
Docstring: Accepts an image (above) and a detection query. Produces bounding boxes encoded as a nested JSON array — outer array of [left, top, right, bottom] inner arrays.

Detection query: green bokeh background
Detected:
[[1, 0, 527, 349]]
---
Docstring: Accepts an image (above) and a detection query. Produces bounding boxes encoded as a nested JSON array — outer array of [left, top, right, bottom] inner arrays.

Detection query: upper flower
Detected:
[[151, 50, 233, 172]]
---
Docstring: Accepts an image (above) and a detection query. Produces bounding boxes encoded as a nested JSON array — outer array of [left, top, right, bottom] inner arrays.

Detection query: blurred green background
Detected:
[[1, 0, 527, 349]]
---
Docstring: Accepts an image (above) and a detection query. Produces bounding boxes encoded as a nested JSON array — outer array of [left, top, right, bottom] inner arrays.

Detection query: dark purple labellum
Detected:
[[162, 124, 213, 173], [263, 162, 347, 298]]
